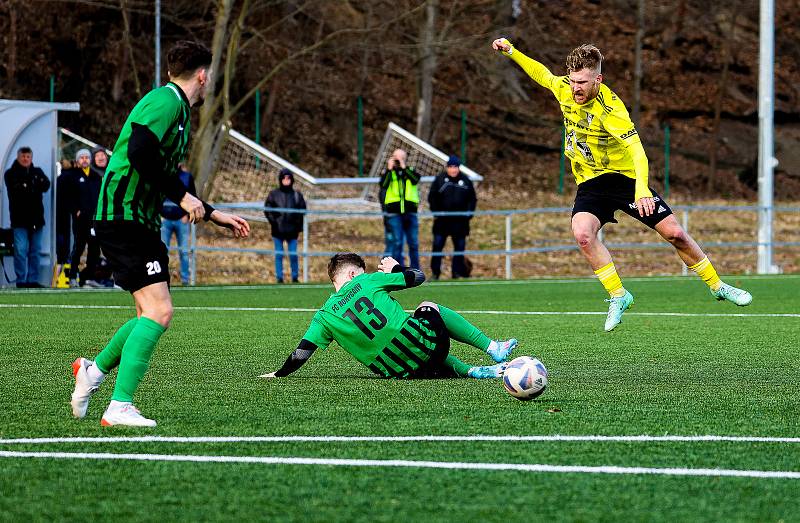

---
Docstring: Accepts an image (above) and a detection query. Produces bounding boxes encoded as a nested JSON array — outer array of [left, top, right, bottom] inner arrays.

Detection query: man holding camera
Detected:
[[379, 149, 420, 269]]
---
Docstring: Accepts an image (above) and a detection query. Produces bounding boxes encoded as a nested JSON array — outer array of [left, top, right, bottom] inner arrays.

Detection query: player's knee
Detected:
[[144, 302, 173, 328], [662, 227, 689, 247], [573, 230, 595, 249], [418, 301, 439, 311]]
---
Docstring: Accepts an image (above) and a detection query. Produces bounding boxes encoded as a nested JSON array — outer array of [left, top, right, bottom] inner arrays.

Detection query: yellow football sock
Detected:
[[594, 262, 626, 298], [687, 256, 722, 291]]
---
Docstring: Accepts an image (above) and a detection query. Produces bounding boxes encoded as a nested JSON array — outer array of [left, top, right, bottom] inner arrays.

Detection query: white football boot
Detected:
[[101, 401, 157, 427], [70, 358, 104, 418]]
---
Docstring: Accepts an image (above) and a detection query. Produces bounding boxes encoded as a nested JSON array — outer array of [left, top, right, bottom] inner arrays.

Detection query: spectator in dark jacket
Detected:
[[3, 147, 51, 287], [264, 169, 306, 283], [427, 155, 477, 279], [161, 163, 196, 285], [56, 159, 76, 267], [63, 148, 103, 287]]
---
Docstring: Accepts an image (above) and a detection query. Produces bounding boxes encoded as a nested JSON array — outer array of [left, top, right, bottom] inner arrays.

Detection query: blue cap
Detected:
[[446, 155, 461, 167]]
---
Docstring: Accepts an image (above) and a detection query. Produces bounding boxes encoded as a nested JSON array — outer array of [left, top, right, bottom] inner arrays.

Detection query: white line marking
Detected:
[[0, 451, 797, 479], [3, 435, 800, 444], [1, 274, 797, 294], [0, 303, 798, 318]]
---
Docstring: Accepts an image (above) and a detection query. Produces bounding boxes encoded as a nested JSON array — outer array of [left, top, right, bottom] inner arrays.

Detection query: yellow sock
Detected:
[[594, 262, 626, 298], [688, 256, 722, 291]]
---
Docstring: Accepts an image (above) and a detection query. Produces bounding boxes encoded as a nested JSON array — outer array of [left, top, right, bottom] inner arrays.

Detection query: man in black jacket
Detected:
[[264, 169, 306, 283], [3, 147, 51, 287], [428, 155, 477, 279], [62, 148, 104, 287]]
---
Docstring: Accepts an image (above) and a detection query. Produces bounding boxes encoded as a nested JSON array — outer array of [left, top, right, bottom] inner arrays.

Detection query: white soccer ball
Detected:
[[502, 356, 548, 401]]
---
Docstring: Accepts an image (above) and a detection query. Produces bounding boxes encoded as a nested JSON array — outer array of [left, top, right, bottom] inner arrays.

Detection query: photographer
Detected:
[[379, 148, 420, 269]]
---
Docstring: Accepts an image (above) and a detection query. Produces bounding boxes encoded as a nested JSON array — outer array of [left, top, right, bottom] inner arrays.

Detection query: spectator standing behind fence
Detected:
[[3, 146, 51, 288], [379, 148, 420, 269], [264, 169, 306, 283], [161, 163, 196, 286], [428, 155, 477, 280], [56, 158, 76, 270], [62, 148, 103, 287]]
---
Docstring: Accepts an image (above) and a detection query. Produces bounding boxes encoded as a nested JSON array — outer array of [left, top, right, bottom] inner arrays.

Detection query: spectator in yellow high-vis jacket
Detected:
[[379, 149, 421, 269]]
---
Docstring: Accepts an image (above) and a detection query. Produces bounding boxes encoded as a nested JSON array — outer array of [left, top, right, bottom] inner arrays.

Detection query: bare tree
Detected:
[[119, 0, 142, 99], [416, 0, 438, 141], [707, 10, 738, 192], [632, 0, 645, 125]]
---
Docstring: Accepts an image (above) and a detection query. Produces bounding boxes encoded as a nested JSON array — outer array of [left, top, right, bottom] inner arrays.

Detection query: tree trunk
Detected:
[[415, 0, 438, 141], [632, 0, 645, 126], [119, 0, 141, 99], [192, 0, 235, 197], [7, 0, 17, 91], [708, 11, 736, 192]]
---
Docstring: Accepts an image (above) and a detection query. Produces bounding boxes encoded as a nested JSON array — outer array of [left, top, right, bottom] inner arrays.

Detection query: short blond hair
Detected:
[[566, 44, 603, 74]]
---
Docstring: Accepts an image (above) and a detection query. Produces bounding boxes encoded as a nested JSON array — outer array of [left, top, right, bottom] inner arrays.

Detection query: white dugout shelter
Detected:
[[0, 99, 80, 288]]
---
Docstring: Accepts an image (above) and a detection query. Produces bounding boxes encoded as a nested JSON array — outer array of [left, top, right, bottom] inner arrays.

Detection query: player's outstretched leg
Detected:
[[443, 354, 507, 379], [71, 317, 137, 418], [437, 305, 516, 361], [654, 216, 752, 306]]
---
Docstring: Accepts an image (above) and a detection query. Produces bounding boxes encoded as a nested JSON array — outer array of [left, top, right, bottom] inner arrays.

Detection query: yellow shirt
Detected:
[[505, 46, 652, 200]]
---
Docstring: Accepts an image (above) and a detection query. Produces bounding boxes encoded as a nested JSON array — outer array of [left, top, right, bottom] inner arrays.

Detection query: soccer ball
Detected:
[[502, 356, 548, 401]]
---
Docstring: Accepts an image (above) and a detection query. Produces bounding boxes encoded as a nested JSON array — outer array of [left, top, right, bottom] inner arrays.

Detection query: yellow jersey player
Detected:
[[492, 38, 751, 331]]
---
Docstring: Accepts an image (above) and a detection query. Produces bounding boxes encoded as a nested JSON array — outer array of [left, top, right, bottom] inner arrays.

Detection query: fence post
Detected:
[[558, 124, 565, 194], [190, 222, 197, 286], [681, 209, 689, 276], [358, 96, 364, 176], [664, 124, 670, 198], [302, 214, 309, 283], [49, 76, 55, 102], [461, 109, 467, 165], [505, 215, 512, 280], [255, 90, 261, 169]]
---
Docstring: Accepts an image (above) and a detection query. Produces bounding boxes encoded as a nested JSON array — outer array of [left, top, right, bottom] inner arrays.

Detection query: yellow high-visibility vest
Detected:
[[383, 169, 419, 213]]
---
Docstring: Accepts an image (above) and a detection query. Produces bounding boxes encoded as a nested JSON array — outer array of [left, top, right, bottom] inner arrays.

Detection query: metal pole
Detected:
[[757, 0, 775, 274], [358, 96, 364, 176], [681, 210, 689, 276], [558, 124, 565, 194], [664, 125, 670, 198], [461, 109, 467, 165], [49, 76, 55, 102], [190, 222, 197, 286], [505, 215, 512, 280], [255, 90, 261, 169], [155, 0, 161, 87], [302, 214, 309, 282]]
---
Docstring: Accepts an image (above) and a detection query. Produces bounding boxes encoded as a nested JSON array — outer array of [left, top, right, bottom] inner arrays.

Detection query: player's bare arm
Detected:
[[209, 210, 250, 238]]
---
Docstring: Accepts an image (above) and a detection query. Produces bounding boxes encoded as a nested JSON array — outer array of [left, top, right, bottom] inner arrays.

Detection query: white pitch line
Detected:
[[0, 451, 798, 479], [0, 302, 798, 318], [2, 435, 800, 445]]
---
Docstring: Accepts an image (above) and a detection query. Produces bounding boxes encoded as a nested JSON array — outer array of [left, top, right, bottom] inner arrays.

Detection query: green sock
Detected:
[[438, 306, 492, 351], [444, 355, 472, 377], [111, 317, 166, 403], [94, 318, 138, 374]]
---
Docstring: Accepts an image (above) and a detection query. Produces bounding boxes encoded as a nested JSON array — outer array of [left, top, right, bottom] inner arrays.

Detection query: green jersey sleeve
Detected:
[[365, 271, 407, 291], [301, 311, 334, 350], [131, 88, 182, 142]]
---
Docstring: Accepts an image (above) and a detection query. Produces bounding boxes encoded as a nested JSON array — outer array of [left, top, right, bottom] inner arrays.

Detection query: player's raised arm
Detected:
[[492, 37, 557, 91], [377, 256, 425, 289], [260, 339, 317, 378]]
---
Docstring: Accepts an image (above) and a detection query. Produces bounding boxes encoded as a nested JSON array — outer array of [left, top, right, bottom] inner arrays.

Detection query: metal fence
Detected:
[[178, 204, 800, 284]]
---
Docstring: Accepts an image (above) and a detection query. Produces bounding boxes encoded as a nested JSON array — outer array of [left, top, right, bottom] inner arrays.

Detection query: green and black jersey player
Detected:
[[261, 253, 518, 380], [70, 41, 251, 428]]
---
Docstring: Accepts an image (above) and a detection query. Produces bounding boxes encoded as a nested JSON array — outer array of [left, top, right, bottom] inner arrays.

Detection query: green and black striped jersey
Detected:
[[96, 82, 191, 231], [301, 272, 439, 378]]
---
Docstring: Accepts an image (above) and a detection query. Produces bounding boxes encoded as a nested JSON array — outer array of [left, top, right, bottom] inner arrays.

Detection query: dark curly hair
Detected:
[[327, 253, 366, 282], [566, 44, 603, 74], [167, 41, 212, 79]]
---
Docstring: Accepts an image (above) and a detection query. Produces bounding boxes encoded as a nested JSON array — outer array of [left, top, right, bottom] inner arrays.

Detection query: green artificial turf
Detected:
[[1, 275, 799, 522]]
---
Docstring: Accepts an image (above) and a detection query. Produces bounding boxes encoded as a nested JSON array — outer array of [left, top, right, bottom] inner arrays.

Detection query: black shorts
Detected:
[[572, 172, 673, 229], [409, 305, 454, 379], [94, 221, 170, 293]]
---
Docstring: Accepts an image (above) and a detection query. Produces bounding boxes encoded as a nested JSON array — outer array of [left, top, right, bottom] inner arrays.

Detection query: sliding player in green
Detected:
[[260, 253, 517, 380], [70, 41, 250, 427]]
